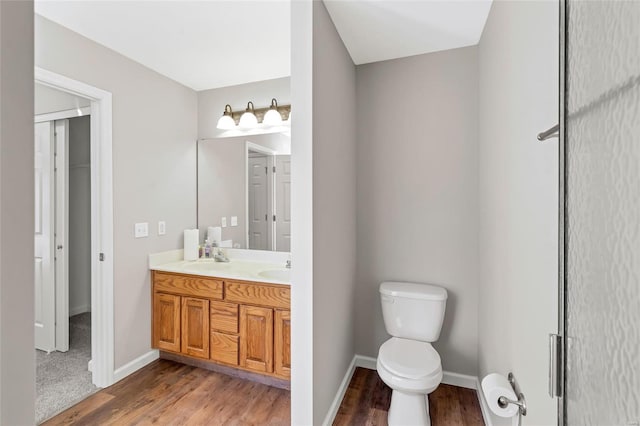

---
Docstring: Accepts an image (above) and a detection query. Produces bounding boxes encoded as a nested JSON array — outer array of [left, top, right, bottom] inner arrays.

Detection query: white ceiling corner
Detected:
[[34, 0, 291, 91], [323, 0, 493, 65]]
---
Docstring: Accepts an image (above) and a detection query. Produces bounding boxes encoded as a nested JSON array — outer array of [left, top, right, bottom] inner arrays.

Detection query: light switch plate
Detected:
[[158, 221, 166, 235], [134, 222, 148, 238], [221, 217, 227, 228], [231, 216, 238, 227]]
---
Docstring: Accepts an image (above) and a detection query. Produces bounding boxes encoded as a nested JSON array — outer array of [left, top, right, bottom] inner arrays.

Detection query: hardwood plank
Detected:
[[42, 360, 290, 426], [333, 367, 484, 426]]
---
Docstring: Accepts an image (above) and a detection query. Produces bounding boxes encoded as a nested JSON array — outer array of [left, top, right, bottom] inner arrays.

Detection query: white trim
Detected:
[[113, 350, 160, 383], [35, 67, 115, 388], [69, 304, 91, 317], [34, 106, 91, 123], [354, 354, 377, 370], [54, 119, 70, 353], [322, 355, 358, 426], [245, 141, 277, 250], [476, 377, 494, 426], [442, 371, 478, 389]]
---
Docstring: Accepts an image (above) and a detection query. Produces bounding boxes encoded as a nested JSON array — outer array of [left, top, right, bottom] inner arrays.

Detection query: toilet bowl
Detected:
[[377, 337, 443, 425], [376, 281, 447, 426]]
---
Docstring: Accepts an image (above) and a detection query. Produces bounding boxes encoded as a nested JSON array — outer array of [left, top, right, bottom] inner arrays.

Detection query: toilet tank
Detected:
[[380, 281, 448, 342]]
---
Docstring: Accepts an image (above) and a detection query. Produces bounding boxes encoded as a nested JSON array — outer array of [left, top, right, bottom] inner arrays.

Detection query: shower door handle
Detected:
[[549, 333, 563, 398]]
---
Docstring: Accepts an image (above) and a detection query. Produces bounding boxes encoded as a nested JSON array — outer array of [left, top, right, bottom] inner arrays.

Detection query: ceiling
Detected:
[[324, 0, 493, 65], [34, 1, 291, 91], [35, 1, 492, 91]]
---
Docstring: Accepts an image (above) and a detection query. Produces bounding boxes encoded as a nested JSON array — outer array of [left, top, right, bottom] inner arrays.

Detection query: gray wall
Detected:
[[68, 116, 91, 315], [35, 15, 198, 369], [478, 1, 558, 425], [198, 77, 290, 139], [312, 2, 357, 424], [0, 1, 36, 424], [35, 83, 90, 115], [355, 46, 479, 376]]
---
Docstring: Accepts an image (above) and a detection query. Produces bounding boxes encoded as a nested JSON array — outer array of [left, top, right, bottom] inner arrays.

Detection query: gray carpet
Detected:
[[36, 312, 99, 424]]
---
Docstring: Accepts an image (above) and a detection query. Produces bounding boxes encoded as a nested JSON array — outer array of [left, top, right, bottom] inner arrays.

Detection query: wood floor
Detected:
[[43, 362, 483, 426], [334, 367, 484, 426], [42, 360, 290, 425]]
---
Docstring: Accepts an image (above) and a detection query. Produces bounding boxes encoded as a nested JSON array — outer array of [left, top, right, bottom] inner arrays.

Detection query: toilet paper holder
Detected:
[[497, 372, 527, 416]]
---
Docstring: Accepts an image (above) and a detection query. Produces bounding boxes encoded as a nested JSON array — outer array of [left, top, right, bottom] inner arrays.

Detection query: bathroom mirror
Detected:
[[197, 131, 291, 252]]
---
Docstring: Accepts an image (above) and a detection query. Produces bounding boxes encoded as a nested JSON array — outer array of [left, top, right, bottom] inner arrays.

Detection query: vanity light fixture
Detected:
[[216, 104, 236, 130], [239, 101, 258, 128], [262, 98, 283, 125]]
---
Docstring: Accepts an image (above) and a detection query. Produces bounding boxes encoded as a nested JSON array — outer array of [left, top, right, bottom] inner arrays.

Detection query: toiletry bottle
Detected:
[[204, 239, 211, 258]]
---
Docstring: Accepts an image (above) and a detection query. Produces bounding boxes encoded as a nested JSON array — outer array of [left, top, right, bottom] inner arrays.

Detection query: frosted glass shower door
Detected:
[[564, 0, 640, 424]]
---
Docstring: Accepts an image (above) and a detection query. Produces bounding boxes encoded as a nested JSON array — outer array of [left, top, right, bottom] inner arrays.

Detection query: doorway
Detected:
[[34, 85, 97, 423]]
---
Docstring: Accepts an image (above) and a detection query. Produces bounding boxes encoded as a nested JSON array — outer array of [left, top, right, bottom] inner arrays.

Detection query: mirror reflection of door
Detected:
[[248, 151, 272, 250], [275, 155, 291, 252]]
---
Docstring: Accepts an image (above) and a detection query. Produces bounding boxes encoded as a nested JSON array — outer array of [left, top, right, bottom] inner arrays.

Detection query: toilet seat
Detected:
[[378, 337, 441, 379]]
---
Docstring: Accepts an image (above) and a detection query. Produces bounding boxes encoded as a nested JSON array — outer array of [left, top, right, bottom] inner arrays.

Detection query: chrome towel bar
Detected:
[[537, 124, 559, 141]]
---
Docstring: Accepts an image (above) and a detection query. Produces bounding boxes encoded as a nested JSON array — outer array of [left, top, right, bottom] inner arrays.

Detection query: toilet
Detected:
[[376, 281, 448, 426]]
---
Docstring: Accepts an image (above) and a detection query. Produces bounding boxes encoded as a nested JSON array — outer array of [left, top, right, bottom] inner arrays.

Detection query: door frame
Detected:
[[35, 67, 115, 388], [245, 141, 276, 250]]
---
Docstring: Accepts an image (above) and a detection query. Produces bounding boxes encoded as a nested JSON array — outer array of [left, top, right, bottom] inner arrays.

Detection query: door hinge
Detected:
[[99, 253, 105, 262], [265, 166, 268, 175], [273, 215, 276, 222], [273, 166, 276, 173], [265, 214, 268, 221], [549, 334, 563, 398]]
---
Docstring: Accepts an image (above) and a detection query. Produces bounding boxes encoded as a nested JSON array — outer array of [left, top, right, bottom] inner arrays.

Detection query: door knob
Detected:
[[57, 245, 63, 250]]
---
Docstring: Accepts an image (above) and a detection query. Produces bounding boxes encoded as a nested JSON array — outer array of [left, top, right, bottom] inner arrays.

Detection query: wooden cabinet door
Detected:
[[239, 305, 273, 373], [153, 292, 181, 352], [181, 297, 210, 359], [274, 310, 291, 379]]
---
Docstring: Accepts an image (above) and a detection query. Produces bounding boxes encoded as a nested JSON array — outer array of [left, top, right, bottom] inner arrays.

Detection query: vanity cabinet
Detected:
[[181, 297, 210, 359], [151, 271, 290, 381], [274, 310, 291, 378], [153, 292, 181, 353]]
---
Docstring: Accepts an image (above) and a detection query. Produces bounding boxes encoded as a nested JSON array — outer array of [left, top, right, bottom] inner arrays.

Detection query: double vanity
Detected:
[[149, 250, 291, 385]]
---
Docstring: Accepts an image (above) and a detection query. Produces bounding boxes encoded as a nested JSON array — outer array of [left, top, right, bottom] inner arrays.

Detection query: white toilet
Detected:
[[376, 281, 448, 426]]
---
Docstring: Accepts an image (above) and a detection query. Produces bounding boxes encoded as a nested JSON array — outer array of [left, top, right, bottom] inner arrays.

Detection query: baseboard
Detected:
[[321, 355, 358, 426], [442, 371, 477, 389], [112, 349, 159, 383], [69, 304, 91, 317], [354, 354, 377, 370], [476, 377, 494, 426]]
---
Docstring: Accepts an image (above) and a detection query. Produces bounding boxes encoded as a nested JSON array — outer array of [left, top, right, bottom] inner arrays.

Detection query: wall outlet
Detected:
[[221, 217, 227, 228], [231, 216, 238, 227], [134, 222, 148, 238], [158, 221, 166, 235]]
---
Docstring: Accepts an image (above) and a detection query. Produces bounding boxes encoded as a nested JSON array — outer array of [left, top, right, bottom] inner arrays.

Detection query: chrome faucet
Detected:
[[213, 248, 229, 263], [286, 260, 291, 269]]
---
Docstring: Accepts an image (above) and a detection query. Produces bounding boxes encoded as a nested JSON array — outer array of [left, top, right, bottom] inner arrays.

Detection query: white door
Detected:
[[248, 155, 269, 250], [54, 120, 69, 352], [35, 122, 56, 352], [275, 155, 291, 252]]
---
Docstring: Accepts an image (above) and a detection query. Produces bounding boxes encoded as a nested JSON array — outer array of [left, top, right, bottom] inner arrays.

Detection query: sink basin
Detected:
[[184, 262, 231, 273], [257, 269, 290, 282]]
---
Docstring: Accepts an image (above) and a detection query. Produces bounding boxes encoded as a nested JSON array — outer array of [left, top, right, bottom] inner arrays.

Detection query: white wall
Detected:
[[0, 1, 36, 424], [478, 1, 559, 425], [35, 83, 89, 115], [68, 115, 91, 316], [290, 0, 314, 423], [198, 78, 290, 139], [355, 46, 479, 376], [312, 2, 358, 424], [35, 15, 198, 369]]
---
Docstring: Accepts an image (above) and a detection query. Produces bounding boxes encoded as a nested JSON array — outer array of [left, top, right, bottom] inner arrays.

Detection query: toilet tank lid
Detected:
[[380, 282, 448, 301]]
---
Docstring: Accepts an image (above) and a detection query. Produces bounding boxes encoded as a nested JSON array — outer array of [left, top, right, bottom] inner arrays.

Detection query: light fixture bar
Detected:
[[225, 103, 291, 126]]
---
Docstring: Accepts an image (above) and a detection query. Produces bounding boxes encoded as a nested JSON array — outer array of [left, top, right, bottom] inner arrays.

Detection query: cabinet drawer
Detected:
[[210, 301, 238, 334], [153, 271, 223, 300], [225, 281, 290, 309], [210, 331, 239, 365]]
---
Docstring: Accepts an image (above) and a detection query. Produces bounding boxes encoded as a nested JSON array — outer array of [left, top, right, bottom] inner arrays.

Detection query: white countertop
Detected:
[[149, 250, 291, 286]]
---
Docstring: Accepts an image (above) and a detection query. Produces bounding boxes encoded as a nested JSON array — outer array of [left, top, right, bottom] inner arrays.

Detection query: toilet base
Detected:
[[388, 390, 431, 426]]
